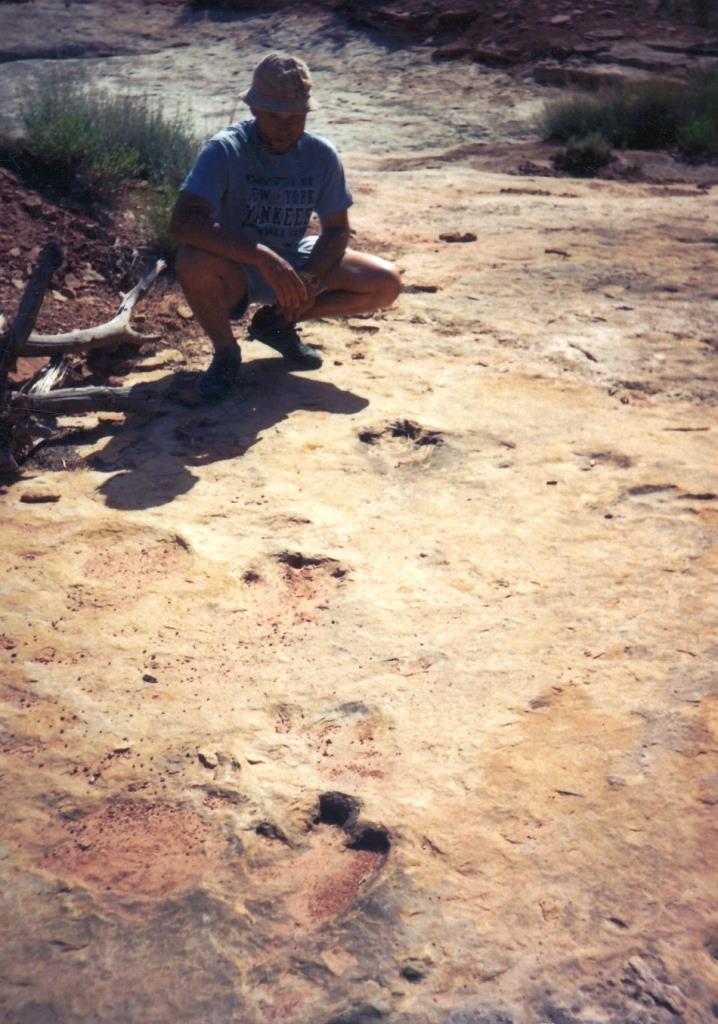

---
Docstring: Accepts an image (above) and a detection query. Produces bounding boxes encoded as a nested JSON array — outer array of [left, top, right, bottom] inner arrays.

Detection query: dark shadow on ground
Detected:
[[92, 356, 368, 510]]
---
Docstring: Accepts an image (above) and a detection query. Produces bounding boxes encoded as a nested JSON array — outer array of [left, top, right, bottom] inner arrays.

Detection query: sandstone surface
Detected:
[[1, 4, 718, 1023]]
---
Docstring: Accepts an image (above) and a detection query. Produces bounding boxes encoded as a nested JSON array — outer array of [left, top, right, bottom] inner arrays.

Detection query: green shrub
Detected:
[[540, 70, 718, 162], [19, 108, 138, 194], [131, 184, 182, 257], [553, 131, 613, 175], [615, 80, 680, 148], [540, 93, 606, 142], [678, 115, 718, 156], [19, 72, 198, 201]]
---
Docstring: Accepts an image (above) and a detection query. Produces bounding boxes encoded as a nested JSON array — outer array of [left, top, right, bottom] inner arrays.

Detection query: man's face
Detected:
[[253, 108, 307, 154]]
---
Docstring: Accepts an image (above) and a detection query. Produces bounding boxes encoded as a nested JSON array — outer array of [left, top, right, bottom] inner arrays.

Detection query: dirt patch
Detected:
[[252, 793, 389, 927], [308, 707, 392, 782], [359, 419, 447, 470], [42, 799, 219, 898], [256, 823, 383, 926], [0, 167, 194, 387], [81, 532, 193, 593], [276, 553, 348, 622], [241, 551, 350, 636]]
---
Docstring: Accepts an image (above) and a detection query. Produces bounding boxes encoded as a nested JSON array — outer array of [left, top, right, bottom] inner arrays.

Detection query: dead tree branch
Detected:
[[12, 386, 145, 415], [1, 245, 168, 474], [19, 258, 166, 355], [0, 245, 63, 473], [0, 242, 63, 373], [20, 354, 69, 395]]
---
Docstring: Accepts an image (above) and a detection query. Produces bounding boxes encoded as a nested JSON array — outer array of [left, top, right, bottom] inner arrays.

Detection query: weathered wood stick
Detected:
[[116, 257, 167, 318], [2, 242, 63, 370], [11, 386, 147, 414], [24, 354, 68, 395], [18, 323, 161, 355], [19, 258, 166, 355]]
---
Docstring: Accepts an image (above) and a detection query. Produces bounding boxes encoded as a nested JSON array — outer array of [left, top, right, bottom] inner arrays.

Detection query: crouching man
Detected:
[[169, 51, 401, 401]]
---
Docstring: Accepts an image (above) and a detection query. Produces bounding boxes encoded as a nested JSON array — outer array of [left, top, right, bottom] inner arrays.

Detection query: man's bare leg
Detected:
[[175, 245, 249, 399], [247, 249, 400, 369], [301, 250, 401, 321], [175, 245, 248, 353]]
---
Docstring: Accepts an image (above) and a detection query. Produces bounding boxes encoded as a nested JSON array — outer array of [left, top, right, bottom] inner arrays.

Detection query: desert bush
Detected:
[[131, 184, 182, 255], [540, 92, 606, 141], [18, 72, 199, 201], [678, 115, 718, 156], [540, 70, 718, 160], [553, 131, 613, 175], [614, 79, 681, 148]]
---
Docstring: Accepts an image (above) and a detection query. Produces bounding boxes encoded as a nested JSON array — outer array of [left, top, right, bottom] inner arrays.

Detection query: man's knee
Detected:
[[350, 253, 401, 311], [176, 245, 229, 288], [375, 261, 402, 309], [176, 244, 204, 289]]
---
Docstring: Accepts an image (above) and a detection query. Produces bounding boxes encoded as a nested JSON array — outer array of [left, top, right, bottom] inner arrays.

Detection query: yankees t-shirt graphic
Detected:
[[182, 120, 353, 257]]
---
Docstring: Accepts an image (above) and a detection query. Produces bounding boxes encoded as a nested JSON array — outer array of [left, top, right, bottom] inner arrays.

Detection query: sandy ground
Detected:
[[2, 4, 718, 1024]]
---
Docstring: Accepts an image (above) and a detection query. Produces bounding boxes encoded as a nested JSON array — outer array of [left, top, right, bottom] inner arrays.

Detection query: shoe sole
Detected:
[[248, 328, 322, 369]]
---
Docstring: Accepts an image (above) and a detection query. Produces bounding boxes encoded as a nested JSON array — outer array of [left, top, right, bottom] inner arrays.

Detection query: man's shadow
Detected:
[[91, 357, 369, 511]]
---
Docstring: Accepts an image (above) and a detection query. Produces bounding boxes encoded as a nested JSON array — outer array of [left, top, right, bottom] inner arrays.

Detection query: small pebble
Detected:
[[439, 232, 477, 243], [197, 748, 219, 769], [20, 489, 61, 504]]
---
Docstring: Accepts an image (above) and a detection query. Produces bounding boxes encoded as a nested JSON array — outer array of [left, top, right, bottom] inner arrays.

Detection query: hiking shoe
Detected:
[[198, 346, 242, 402], [248, 306, 323, 370]]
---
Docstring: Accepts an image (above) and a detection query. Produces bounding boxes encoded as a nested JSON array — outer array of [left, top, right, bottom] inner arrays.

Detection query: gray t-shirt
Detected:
[[181, 119, 353, 257]]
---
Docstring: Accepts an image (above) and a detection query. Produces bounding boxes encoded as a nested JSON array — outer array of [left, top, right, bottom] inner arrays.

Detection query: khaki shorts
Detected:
[[231, 234, 318, 317]]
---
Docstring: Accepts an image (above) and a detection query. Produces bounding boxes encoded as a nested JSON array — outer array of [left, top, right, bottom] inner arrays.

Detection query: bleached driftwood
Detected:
[[0, 243, 167, 473], [19, 258, 165, 355], [0, 242, 63, 375], [13, 385, 142, 415], [17, 353, 68, 396]]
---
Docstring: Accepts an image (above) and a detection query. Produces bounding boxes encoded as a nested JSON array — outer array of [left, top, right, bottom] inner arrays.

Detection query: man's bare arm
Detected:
[[169, 191, 307, 312], [302, 210, 351, 282], [282, 209, 351, 321]]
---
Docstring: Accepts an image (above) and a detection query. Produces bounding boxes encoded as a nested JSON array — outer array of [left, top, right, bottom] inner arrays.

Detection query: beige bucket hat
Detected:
[[241, 52, 318, 113]]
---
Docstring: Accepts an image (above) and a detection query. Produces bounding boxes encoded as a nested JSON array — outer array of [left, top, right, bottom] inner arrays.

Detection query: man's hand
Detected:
[[256, 245, 308, 320], [284, 270, 321, 322], [279, 212, 349, 320]]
